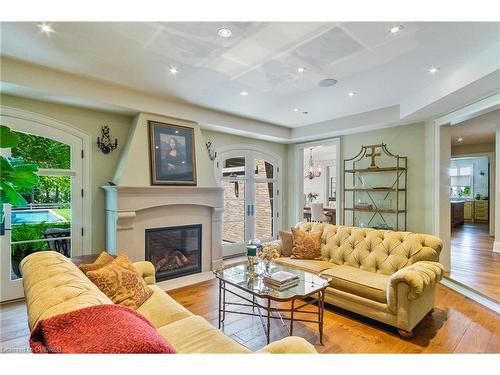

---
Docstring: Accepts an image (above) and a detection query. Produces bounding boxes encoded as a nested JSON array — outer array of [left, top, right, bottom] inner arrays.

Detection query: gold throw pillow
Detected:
[[291, 228, 322, 260], [86, 254, 153, 309], [78, 251, 114, 274]]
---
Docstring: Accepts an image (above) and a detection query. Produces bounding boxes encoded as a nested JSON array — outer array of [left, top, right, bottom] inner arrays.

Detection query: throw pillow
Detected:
[[30, 305, 176, 354], [279, 230, 294, 257], [86, 254, 153, 309], [291, 228, 322, 260], [78, 251, 114, 274]]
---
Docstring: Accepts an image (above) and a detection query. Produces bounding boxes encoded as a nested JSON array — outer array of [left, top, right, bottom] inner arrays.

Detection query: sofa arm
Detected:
[[133, 261, 156, 285], [388, 261, 444, 308], [257, 337, 317, 354]]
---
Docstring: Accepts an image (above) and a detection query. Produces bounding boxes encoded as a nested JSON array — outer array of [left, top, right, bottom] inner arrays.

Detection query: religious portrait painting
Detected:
[[148, 121, 197, 185]]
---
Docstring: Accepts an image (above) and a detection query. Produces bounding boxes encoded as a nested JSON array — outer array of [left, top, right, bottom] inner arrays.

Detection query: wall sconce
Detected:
[[97, 126, 118, 154], [205, 140, 217, 161]]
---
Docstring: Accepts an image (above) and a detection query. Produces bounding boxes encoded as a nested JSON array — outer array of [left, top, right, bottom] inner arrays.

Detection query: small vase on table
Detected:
[[246, 245, 257, 278]]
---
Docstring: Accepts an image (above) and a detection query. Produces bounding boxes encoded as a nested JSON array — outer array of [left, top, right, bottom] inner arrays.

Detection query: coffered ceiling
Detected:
[[1, 22, 499, 137]]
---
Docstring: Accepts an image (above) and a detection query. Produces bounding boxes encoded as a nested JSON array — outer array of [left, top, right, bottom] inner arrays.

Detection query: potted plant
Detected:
[[307, 192, 319, 204], [0, 125, 39, 258]]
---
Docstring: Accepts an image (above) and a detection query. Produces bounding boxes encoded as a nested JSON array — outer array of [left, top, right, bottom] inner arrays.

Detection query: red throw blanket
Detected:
[[30, 304, 176, 354]]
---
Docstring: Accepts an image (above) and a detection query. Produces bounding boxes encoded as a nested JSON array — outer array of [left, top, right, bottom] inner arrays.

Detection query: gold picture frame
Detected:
[[148, 121, 197, 185]]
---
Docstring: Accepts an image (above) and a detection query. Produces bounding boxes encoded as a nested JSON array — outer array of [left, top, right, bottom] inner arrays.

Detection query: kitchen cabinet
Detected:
[[451, 201, 465, 228], [464, 201, 474, 221], [474, 200, 489, 221]]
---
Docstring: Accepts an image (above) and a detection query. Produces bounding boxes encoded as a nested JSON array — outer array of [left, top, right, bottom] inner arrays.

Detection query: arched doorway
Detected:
[[215, 146, 282, 257], [0, 107, 90, 301]]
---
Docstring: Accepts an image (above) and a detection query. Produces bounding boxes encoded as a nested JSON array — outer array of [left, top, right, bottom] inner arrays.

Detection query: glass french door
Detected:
[[216, 149, 280, 257], [0, 117, 84, 301]]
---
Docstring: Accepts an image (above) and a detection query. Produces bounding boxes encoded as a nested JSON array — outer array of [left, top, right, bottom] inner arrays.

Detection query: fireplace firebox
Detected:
[[145, 224, 202, 282]]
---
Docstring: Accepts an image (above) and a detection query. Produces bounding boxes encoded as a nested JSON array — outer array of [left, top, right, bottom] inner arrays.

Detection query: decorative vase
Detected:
[[247, 256, 256, 278]]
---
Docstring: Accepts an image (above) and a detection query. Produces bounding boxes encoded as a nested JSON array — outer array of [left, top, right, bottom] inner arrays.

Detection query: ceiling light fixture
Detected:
[[169, 66, 179, 75], [318, 78, 338, 87], [458, 137, 464, 142], [304, 148, 321, 180], [428, 66, 440, 74], [38, 23, 54, 34], [389, 25, 404, 34], [297, 67, 306, 73], [240, 91, 248, 96], [218, 28, 232, 38], [348, 91, 356, 97], [293, 108, 299, 112]]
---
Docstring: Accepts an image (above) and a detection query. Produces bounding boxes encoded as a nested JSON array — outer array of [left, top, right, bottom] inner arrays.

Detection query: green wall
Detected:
[[1, 94, 134, 252], [285, 122, 430, 234]]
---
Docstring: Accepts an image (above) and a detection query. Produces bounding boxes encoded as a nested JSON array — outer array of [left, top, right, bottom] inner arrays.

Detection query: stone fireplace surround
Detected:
[[102, 186, 224, 287]]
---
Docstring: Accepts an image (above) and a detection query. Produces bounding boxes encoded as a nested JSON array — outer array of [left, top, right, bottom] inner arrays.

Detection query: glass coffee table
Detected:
[[214, 262, 331, 344]]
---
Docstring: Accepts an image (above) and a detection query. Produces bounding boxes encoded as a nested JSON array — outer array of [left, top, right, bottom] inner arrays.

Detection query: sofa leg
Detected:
[[397, 329, 413, 339]]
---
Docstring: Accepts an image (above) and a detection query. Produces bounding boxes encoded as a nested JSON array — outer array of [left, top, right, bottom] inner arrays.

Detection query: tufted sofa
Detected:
[[269, 222, 444, 337], [20, 251, 317, 353]]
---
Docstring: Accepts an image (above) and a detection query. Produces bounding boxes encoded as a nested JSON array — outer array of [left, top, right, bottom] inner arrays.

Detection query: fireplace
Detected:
[[145, 224, 202, 282]]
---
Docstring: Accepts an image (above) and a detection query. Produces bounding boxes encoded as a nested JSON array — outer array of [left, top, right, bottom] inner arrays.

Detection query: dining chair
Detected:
[[310, 202, 328, 222]]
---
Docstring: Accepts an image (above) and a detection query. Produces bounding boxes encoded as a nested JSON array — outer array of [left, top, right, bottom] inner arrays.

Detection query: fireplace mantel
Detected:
[[102, 185, 224, 271]]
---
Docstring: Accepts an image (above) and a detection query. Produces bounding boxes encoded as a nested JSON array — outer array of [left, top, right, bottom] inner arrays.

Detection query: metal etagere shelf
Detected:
[[343, 143, 407, 231]]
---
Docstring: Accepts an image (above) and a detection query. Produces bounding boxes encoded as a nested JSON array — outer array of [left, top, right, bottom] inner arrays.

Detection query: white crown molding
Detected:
[[1, 55, 499, 144]]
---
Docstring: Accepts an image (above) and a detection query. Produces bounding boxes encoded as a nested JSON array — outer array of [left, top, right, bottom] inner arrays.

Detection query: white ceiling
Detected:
[[451, 108, 499, 146], [305, 144, 337, 163], [1, 22, 499, 129]]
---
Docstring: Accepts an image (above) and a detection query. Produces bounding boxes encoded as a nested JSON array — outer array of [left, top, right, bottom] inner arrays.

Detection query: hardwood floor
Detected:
[[2, 280, 498, 353], [450, 222, 499, 302]]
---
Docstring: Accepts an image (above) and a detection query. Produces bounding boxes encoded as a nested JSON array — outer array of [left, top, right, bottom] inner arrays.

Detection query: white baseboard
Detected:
[[493, 241, 500, 253], [440, 278, 500, 314], [157, 271, 215, 292]]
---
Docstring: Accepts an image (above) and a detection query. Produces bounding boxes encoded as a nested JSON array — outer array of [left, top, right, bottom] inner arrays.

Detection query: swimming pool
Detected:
[[11, 210, 66, 224]]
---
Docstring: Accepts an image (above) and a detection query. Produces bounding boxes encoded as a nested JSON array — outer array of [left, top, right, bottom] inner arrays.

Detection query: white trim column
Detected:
[[495, 123, 500, 253]]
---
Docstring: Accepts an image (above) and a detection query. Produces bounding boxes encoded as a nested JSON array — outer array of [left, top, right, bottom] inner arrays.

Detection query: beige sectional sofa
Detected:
[[269, 222, 444, 337], [20, 251, 317, 353]]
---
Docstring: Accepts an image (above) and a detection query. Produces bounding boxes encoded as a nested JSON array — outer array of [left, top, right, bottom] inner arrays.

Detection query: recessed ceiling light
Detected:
[[38, 23, 54, 34], [389, 25, 404, 34], [428, 66, 440, 74], [240, 91, 248, 96], [218, 28, 232, 38], [318, 78, 338, 87], [302, 111, 309, 115], [348, 91, 356, 97], [293, 108, 299, 112], [169, 67, 179, 75], [458, 137, 464, 142], [297, 67, 306, 73]]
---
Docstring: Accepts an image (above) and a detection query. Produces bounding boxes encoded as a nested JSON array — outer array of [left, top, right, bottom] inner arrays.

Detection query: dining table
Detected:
[[303, 206, 336, 224]]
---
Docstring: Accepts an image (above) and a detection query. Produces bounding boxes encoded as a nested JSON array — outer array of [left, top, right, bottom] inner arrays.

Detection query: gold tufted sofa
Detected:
[[20, 251, 317, 353], [269, 223, 444, 337]]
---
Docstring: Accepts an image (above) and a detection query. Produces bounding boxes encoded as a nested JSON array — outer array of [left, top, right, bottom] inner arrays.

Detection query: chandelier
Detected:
[[304, 148, 321, 180]]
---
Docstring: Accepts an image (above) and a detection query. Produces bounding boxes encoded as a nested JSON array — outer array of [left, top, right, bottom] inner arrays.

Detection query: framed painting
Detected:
[[148, 121, 197, 185]]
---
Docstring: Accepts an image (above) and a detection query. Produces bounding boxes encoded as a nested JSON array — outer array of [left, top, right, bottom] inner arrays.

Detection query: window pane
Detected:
[[459, 166, 472, 176], [255, 182, 274, 239], [11, 131, 71, 169], [254, 159, 274, 179], [222, 180, 245, 244], [10, 175, 72, 280], [222, 157, 245, 178]]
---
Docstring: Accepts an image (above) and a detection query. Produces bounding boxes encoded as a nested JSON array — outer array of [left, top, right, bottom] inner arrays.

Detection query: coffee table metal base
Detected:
[[217, 279, 326, 345]]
